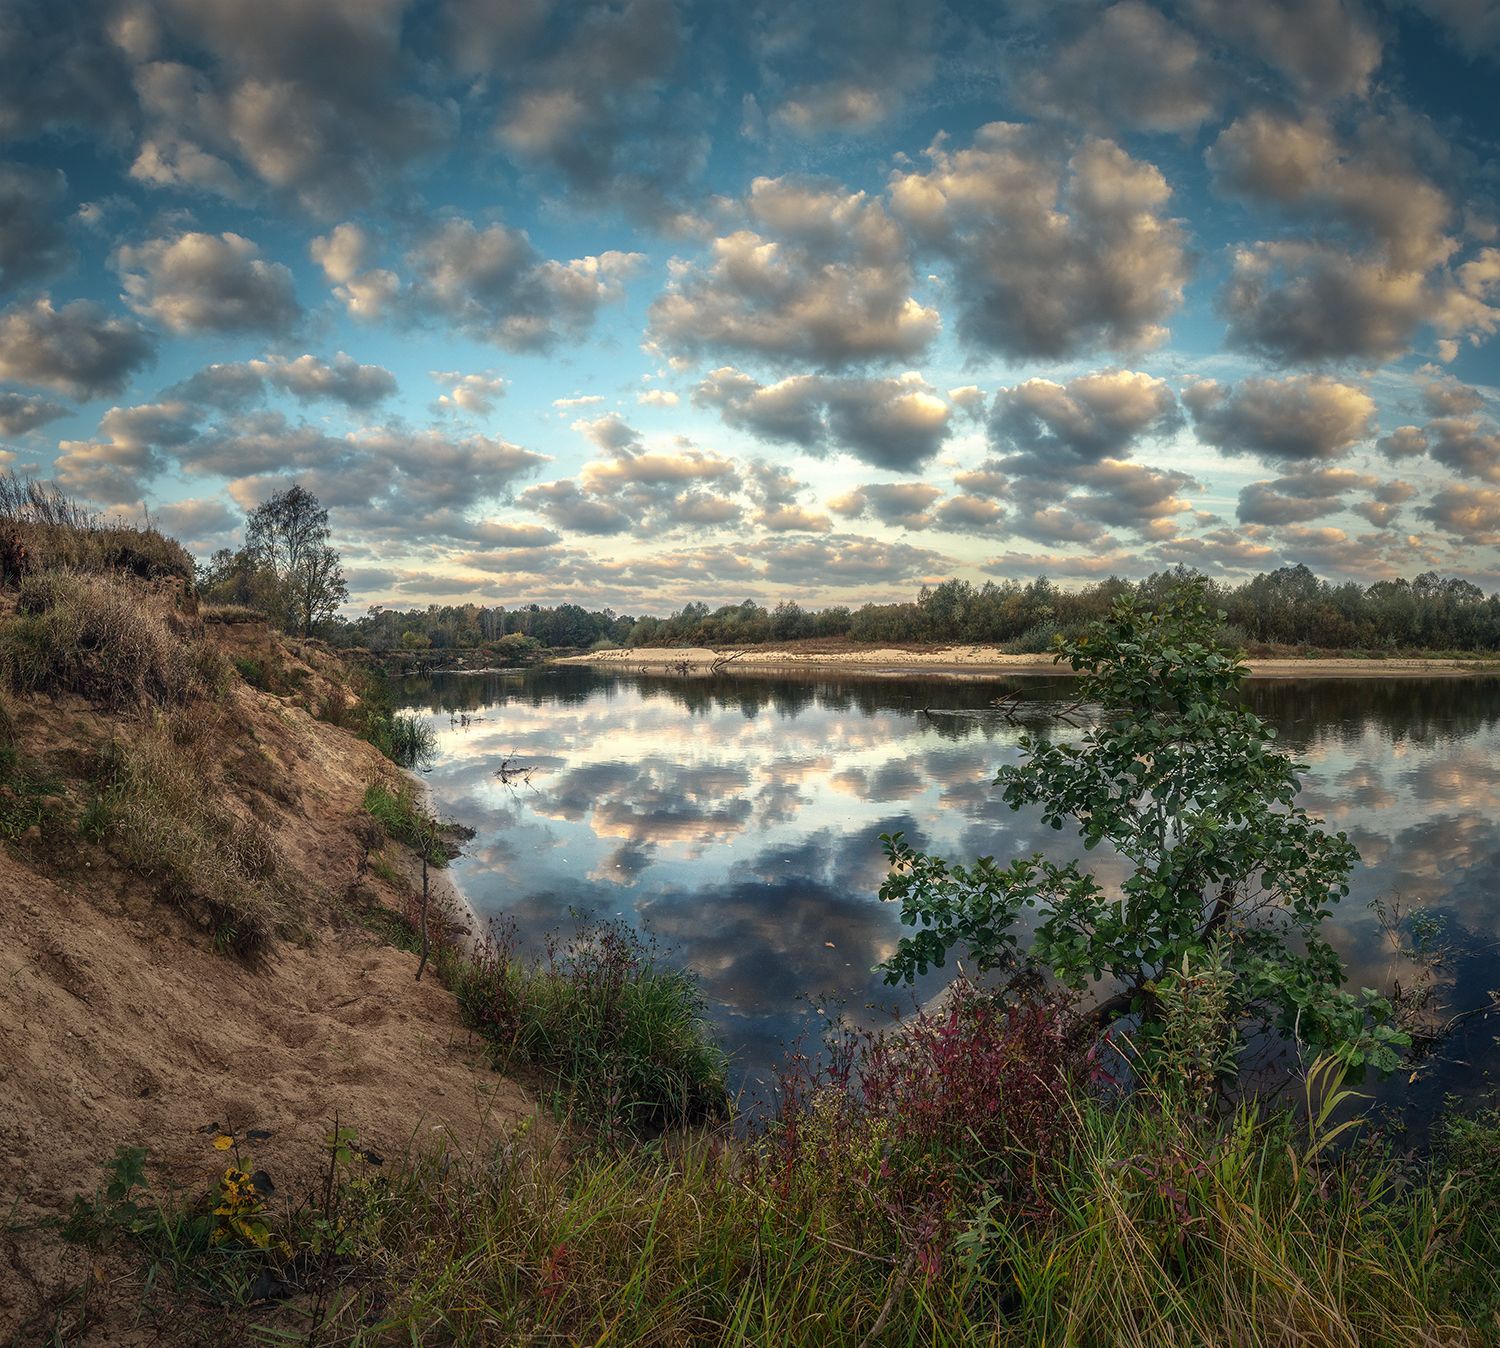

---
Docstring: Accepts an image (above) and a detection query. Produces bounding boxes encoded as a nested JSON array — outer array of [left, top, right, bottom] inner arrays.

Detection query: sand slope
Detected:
[[0, 653, 527, 1338]]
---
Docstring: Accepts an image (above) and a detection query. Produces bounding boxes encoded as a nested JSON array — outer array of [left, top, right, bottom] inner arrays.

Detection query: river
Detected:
[[396, 667, 1500, 1130]]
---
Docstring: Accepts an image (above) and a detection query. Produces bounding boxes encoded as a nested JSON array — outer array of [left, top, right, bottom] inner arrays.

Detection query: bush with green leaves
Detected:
[[879, 580, 1407, 1076]]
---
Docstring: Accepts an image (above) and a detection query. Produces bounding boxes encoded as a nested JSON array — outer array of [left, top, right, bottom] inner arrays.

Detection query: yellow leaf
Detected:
[[213, 1134, 234, 1150]]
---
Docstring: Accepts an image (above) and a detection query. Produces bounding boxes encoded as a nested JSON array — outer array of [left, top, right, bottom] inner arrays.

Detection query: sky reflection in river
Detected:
[[401, 669, 1500, 1124]]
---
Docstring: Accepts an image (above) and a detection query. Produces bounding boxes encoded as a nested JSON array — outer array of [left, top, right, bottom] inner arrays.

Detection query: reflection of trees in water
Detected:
[[1244, 678, 1500, 749], [404, 670, 1500, 753], [406, 668, 1086, 738]]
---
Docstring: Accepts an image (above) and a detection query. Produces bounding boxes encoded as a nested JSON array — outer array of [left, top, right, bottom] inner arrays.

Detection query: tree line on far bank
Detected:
[[299, 566, 1500, 658], [196, 487, 1500, 657]]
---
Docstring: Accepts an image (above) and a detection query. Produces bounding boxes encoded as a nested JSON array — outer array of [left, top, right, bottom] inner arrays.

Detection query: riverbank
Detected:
[[0, 547, 532, 1339], [558, 644, 1500, 679]]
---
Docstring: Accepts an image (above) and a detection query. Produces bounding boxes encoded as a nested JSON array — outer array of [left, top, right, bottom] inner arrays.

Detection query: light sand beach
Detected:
[[557, 645, 1499, 679]]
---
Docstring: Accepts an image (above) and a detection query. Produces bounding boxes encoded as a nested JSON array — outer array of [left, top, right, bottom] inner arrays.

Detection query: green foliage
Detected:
[[345, 670, 440, 768], [444, 920, 729, 1135], [361, 779, 452, 865], [1143, 942, 1240, 1109], [494, 631, 541, 659], [60, 1141, 293, 1325], [880, 579, 1407, 1075], [231, 655, 270, 691]]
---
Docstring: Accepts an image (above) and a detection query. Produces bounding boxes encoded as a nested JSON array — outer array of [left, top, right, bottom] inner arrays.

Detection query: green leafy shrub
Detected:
[[880, 578, 1407, 1076], [446, 920, 729, 1135]]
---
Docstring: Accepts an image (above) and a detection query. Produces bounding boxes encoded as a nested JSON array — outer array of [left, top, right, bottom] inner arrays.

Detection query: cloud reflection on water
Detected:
[[408, 668, 1500, 1117]]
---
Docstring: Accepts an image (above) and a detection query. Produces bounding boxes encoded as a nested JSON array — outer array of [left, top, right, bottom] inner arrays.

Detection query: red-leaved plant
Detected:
[[758, 980, 1103, 1265]]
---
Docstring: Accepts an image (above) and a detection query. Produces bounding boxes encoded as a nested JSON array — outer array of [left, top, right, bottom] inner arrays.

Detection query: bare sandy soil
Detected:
[[561, 645, 1499, 679], [0, 652, 529, 1339]]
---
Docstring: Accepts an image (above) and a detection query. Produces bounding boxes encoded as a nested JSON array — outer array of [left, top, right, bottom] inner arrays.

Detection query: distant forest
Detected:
[[306, 566, 1500, 657]]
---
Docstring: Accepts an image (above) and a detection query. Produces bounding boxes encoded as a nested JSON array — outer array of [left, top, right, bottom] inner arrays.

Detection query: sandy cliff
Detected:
[[0, 588, 526, 1338]]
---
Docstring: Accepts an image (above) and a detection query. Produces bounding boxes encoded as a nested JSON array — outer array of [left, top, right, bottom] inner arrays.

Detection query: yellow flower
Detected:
[[212, 1134, 234, 1151]]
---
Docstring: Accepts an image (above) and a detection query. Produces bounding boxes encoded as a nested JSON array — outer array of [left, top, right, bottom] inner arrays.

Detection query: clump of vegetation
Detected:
[[762, 982, 1093, 1241], [382, 710, 437, 769], [86, 716, 293, 954], [0, 472, 194, 585], [1, 571, 228, 709], [64, 1050, 1500, 1345], [361, 779, 452, 862], [445, 920, 729, 1135]]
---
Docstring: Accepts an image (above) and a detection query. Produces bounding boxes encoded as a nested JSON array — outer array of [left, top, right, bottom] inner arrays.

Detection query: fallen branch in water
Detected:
[[494, 753, 535, 786]]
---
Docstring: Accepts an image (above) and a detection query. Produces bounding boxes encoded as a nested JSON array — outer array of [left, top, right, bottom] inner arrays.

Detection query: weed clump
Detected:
[[361, 708, 437, 768], [361, 779, 454, 862], [87, 716, 293, 955], [446, 920, 729, 1135], [1, 572, 227, 709]]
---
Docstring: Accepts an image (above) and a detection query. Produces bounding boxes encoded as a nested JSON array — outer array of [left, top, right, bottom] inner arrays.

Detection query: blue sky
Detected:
[[1, 0, 1498, 612]]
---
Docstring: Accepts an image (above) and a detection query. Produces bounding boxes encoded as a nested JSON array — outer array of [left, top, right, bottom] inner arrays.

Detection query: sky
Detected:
[[1, 0, 1498, 615]]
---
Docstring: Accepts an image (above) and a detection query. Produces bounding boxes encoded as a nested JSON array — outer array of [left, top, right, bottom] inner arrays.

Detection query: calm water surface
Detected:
[[399, 668, 1500, 1127]]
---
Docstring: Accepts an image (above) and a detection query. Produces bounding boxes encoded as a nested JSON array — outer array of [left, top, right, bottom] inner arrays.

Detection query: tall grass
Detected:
[[444, 920, 730, 1135], [71, 1038, 1500, 1345], [0, 471, 194, 583], [1, 571, 228, 708], [384, 710, 436, 768], [86, 715, 293, 954]]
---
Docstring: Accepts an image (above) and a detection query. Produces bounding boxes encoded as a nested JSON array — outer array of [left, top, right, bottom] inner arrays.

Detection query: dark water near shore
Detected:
[[397, 667, 1500, 1131]]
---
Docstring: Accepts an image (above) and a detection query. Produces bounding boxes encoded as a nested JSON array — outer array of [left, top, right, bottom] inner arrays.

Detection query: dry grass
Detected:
[[0, 472, 194, 585], [1, 571, 228, 709], [86, 714, 295, 955], [201, 604, 266, 625]]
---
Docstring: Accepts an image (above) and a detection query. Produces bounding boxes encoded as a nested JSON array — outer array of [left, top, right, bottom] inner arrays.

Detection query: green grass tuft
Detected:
[[443, 920, 730, 1136], [361, 778, 454, 865]]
